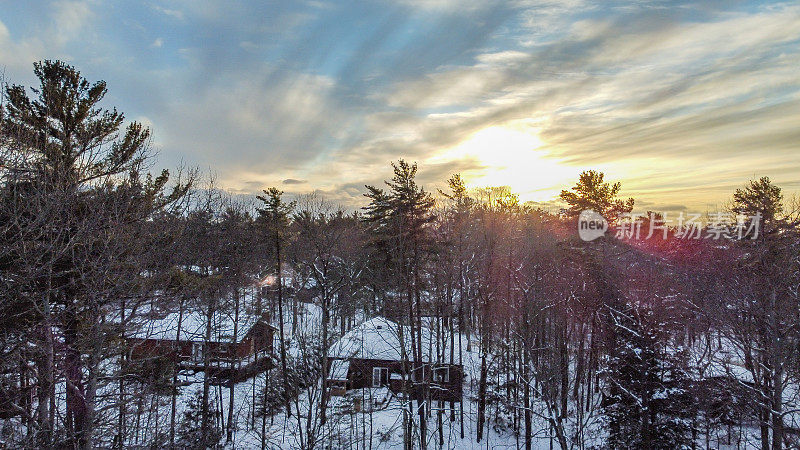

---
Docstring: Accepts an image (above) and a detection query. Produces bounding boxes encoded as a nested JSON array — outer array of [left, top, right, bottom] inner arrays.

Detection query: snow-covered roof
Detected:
[[328, 359, 350, 381], [327, 317, 435, 362], [127, 309, 268, 344]]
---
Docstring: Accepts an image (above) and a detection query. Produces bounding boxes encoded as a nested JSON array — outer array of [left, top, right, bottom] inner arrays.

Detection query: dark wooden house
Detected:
[[127, 307, 276, 380], [326, 317, 463, 402]]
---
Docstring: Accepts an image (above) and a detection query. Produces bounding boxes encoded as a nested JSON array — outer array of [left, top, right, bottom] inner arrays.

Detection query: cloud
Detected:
[[3, 0, 797, 211], [151, 62, 353, 193], [375, 4, 800, 159], [0, 20, 44, 73], [350, 3, 797, 209], [0, 1, 95, 77], [390, 0, 504, 13], [153, 5, 184, 20], [658, 204, 689, 213], [52, 0, 93, 45]]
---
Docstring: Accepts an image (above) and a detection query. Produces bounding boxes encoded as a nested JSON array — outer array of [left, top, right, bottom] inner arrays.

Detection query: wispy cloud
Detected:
[[0, 0, 797, 210], [152, 5, 184, 20]]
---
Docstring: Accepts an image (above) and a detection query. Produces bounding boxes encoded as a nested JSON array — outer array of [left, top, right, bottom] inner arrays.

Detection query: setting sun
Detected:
[[436, 125, 579, 202]]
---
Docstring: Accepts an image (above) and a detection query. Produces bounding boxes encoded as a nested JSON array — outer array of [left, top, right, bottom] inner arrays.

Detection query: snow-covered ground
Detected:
[[155, 354, 567, 449], [91, 302, 794, 449], [116, 302, 579, 449]]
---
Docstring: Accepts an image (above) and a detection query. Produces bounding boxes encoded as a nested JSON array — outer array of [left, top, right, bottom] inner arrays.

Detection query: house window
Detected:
[[192, 343, 203, 362], [433, 366, 450, 383], [372, 367, 388, 387]]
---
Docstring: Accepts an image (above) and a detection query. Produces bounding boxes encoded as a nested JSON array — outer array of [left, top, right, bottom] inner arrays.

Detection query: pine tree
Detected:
[[732, 176, 783, 230], [1, 60, 189, 448], [256, 187, 295, 425], [604, 304, 695, 449], [177, 388, 222, 449], [725, 177, 798, 450], [363, 160, 435, 450], [559, 170, 634, 220]]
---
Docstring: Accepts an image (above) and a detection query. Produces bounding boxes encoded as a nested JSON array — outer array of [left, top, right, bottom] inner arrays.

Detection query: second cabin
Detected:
[[326, 317, 463, 403]]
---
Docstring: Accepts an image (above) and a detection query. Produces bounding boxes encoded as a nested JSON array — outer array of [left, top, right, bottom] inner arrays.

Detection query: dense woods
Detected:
[[2, 62, 800, 449]]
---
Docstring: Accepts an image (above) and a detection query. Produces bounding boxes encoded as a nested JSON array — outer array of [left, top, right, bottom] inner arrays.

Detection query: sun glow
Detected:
[[436, 125, 579, 202]]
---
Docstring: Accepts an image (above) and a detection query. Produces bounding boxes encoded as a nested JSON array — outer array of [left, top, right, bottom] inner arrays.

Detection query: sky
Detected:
[[1, 0, 799, 213]]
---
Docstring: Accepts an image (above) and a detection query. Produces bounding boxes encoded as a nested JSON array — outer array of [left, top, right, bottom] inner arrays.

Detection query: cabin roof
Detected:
[[327, 316, 437, 362], [126, 308, 273, 344]]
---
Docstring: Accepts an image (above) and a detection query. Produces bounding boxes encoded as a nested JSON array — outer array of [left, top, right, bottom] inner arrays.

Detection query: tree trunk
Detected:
[[201, 291, 214, 447], [770, 289, 784, 450], [117, 298, 127, 448], [261, 368, 268, 450], [320, 284, 330, 425], [760, 405, 770, 450], [560, 324, 569, 420], [477, 337, 487, 443], [413, 268, 427, 450], [523, 307, 532, 450], [458, 269, 465, 440], [81, 304, 102, 450], [227, 288, 241, 443], [170, 296, 185, 449], [65, 316, 88, 448], [276, 234, 291, 418], [36, 289, 55, 448]]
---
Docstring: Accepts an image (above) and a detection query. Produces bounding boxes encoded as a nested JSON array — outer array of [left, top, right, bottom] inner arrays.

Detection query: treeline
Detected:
[[1, 61, 799, 449]]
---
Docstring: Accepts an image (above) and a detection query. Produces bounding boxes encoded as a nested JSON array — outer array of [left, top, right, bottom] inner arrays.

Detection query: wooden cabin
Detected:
[[326, 317, 463, 402], [126, 308, 276, 377]]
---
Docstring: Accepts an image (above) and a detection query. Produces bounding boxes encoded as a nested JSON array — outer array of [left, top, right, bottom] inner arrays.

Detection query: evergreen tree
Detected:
[[732, 176, 783, 230], [177, 388, 222, 449], [256, 187, 295, 423], [725, 177, 798, 450], [604, 303, 695, 449], [0, 60, 189, 448], [363, 160, 435, 450], [559, 170, 634, 220]]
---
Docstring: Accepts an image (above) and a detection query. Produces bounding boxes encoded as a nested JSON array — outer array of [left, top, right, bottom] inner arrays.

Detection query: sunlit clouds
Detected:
[[429, 125, 577, 202], [1, 1, 798, 210]]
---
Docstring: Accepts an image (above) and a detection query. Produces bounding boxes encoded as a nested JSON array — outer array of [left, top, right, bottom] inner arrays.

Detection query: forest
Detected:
[[2, 61, 799, 449]]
